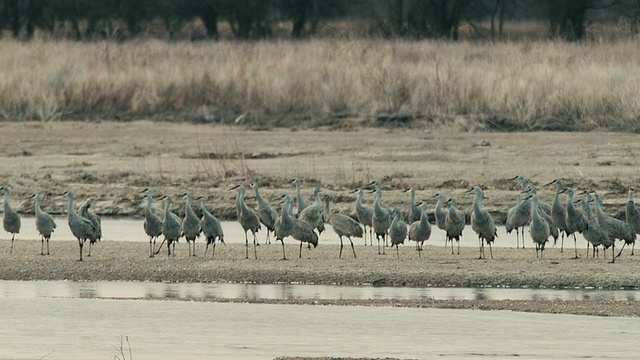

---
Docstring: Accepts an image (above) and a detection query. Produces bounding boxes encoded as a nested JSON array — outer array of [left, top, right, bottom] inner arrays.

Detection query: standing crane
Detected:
[[197, 195, 225, 259], [625, 188, 640, 256], [300, 186, 325, 235], [62, 191, 99, 261], [389, 209, 408, 259], [432, 193, 448, 247], [465, 186, 498, 259], [79, 199, 102, 257], [526, 193, 550, 259], [371, 186, 392, 255], [323, 195, 362, 258], [291, 178, 308, 217], [560, 187, 587, 259], [157, 195, 182, 257], [29, 193, 56, 256], [0, 186, 20, 254], [182, 192, 201, 257], [591, 190, 635, 259], [445, 197, 465, 255], [505, 176, 531, 249], [250, 182, 278, 245], [405, 188, 421, 223], [408, 201, 431, 257], [275, 195, 318, 260], [141, 188, 163, 258], [230, 184, 261, 259], [577, 191, 611, 260], [351, 188, 373, 246], [545, 179, 569, 251]]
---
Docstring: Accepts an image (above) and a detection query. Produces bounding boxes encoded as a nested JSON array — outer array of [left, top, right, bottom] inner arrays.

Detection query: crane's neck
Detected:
[[410, 189, 415, 205], [356, 189, 363, 205], [629, 190, 635, 204], [435, 195, 443, 212], [164, 198, 172, 217], [473, 192, 483, 213], [67, 195, 75, 218]]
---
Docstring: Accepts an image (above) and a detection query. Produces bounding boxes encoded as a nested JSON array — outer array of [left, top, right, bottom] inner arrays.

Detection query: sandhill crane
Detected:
[[197, 196, 225, 259], [141, 189, 162, 258], [230, 184, 261, 259], [445, 197, 465, 255], [625, 188, 640, 255], [432, 193, 448, 247], [62, 191, 99, 261], [182, 192, 201, 257], [505, 176, 532, 249], [526, 193, 550, 258], [275, 195, 318, 260], [351, 188, 373, 246], [591, 190, 635, 259], [560, 187, 587, 259], [465, 186, 497, 259], [389, 209, 408, 259], [408, 201, 431, 257], [300, 186, 324, 235], [78, 199, 101, 257], [367, 181, 394, 214], [29, 193, 56, 256], [405, 188, 421, 223], [527, 186, 559, 244], [250, 183, 278, 245], [1, 186, 21, 254], [291, 178, 308, 217], [577, 192, 612, 260], [546, 179, 569, 251], [158, 195, 182, 257], [371, 186, 392, 255], [324, 196, 362, 258]]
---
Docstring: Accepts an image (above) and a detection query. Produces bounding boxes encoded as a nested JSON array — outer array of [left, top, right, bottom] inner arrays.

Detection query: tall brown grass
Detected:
[[1, 38, 639, 131]]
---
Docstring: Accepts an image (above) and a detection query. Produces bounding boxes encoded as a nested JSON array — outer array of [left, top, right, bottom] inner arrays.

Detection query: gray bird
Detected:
[[432, 193, 448, 247], [351, 188, 373, 246], [367, 181, 394, 214], [197, 195, 225, 259], [29, 193, 57, 256], [465, 186, 497, 259], [275, 195, 318, 260], [445, 197, 465, 255], [389, 209, 408, 259], [230, 184, 261, 259], [78, 199, 102, 257], [291, 178, 308, 217], [405, 188, 421, 223], [250, 182, 278, 245], [141, 188, 163, 258], [408, 202, 431, 257], [62, 190, 99, 261], [182, 192, 201, 257], [324, 195, 362, 258], [371, 186, 391, 255], [505, 176, 532, 249], [560, 187, 587, 259], [1, 186, 21, 254], [625, 188, 640, 256], [591, 190, 635, 259], [526, 193, 550, 259], [300, 186, 325, 235], [577, 192, 612, 260], [158, 195, 182, 257], [546, 179, 570, 251]]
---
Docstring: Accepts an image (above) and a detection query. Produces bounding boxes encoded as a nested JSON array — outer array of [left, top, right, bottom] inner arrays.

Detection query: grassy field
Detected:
[[0, 38, 639, 131]]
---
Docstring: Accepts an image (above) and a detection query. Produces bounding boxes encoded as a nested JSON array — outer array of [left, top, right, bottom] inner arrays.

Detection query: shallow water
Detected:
[[1, 297, 638, 360], [17, 216, 596, 251], [1, 280, 639, 302]]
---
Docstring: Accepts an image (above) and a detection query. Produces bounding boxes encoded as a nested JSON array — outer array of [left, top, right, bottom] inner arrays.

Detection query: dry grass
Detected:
[[1, 38, 639, 131]]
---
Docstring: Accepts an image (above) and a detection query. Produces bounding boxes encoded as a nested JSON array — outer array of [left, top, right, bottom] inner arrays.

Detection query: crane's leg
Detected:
[[572, 233, 579, 259], [212, 240, 217, 259], [349, 237, 357, 258], [450, 237, 454, 255], [560, 232, 564, 253], [478, 236, 483, 259], [586, 242, 589, 258], [616, 242, 627, 258], [489, 242, 494, 259], [10, 233, 15, 254], [632, 239, 635, 256], [167, 239, 171, 257], [172, 240, 176, 257], [396, 244, 400, 259], [610, 243, 616, 264], [369, 227, 373, 246], [87, 241, 92, 257], [77, 239, 84, 261], [418, 241, 422, 259], [339, 236, 344, 259], [541, 243, 545, 259], [377, 233, 381, 255], [41, 235, 45, 256], [252, 231, 258, 259], [516, 228, 520, 249], [244, 231, 249, 259], [155, 238, 166, 255], [46, 236, 51, 255], [299, 241, 303, 258], [535, 243, 539, 258], [149, 236, 153, 258], [278, 239, 286, 260], [205, 242, 210, 258]]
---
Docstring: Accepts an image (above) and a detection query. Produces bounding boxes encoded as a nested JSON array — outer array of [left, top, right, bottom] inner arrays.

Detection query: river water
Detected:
[[0, 280, 639, 359]]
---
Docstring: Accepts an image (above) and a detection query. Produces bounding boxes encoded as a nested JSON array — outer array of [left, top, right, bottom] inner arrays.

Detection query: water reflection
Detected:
[[0, 280, 639, 302]]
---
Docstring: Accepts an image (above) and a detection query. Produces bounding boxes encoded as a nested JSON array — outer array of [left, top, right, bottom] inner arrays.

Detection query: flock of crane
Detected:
[[1, 175, 639, 263]]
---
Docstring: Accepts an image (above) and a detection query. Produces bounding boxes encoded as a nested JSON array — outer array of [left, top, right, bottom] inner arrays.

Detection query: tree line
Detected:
[[2, 0, 640, 41]]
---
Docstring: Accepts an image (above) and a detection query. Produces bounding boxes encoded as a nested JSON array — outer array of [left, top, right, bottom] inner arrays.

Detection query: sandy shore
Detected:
[[1, 239, 639, 318]]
